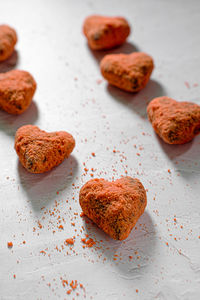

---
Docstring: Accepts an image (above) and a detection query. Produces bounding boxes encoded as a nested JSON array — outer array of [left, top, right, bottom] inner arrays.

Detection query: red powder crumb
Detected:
[[113, 149, 116, 153], [7, 242, 13, 248], [136, 153, 140, 156], [129, 256, 133, 259], [168, 169, 171, 173], [65, 238, 74, 245], [96, 79, 102, 84], [184, 81, 190, 89], [13, 274, 16, 279], [38, 221, 42, 229], [61, 278, 84, 297], [91, 152, 95, 157], [81, 237, 96, 248], [71, 222, 75, 226], [62, 279, 68, 287], [58, 225, 64, 229], [136, 289, 139, 293], [165, 242, 169, 246], [23, 241, 26, 244], [70, 280, 78, 289]]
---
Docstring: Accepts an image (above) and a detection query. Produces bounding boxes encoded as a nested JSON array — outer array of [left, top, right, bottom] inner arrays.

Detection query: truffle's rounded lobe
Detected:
[[147, 97, 200, 144], [0, 70, 37, 114], [0, 25, 17, 62], [15, 125, 75, 173], [100, 52, 154, 92], [79, 177, 147, 240], [83, 15, 130, 50]]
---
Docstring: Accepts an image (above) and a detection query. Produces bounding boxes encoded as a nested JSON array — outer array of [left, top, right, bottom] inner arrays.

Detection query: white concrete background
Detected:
[[0, 0, 200, 299]]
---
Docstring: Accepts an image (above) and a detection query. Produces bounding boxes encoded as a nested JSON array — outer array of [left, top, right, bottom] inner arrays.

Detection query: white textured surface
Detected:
[[0, 0, 200, 299]]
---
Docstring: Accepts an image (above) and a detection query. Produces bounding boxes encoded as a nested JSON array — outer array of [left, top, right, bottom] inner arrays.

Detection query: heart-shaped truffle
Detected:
[[15, 125, 75, 173], [0, 25, 17, 62], [79, 177, 147, 240], [0, 70, 36, 114], [147, 97, 200, 144], [83, 15, 130, 50], [100, 52, 154, 92]]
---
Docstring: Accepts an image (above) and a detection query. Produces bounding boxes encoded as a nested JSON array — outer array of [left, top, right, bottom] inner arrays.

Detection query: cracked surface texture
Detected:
[[83, 15, 130, 50], [15, 125, 75, 173], [0, 70, 36, 114], [147, 97, 200, 144], [0, 25, 17, 62], [79, 177, 147, 240], [100, 52, 154, 92]]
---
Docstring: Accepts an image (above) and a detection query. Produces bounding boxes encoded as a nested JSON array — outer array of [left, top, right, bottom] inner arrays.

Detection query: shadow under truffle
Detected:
[[107, 79, 166, 118], [0, 101, 39, 136], [0, 50, 19, 73], [88, 41, 140, 64], [82, 211, 156, 276], [17, 154, 78, 212]]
